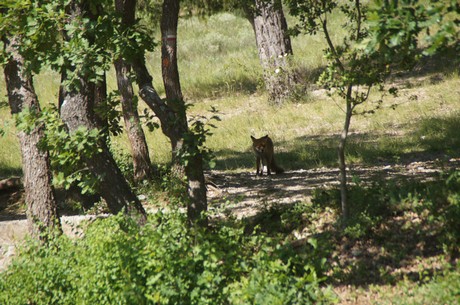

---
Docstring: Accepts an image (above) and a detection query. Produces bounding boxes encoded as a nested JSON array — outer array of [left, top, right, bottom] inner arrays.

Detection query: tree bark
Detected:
[[3, 35, 61, 240], [115, 0, 208, 225], [60, 79, 146, 222], [338, 85, 355, 223], [114, 59, 152, 182], [246, 0, 296, 105], [133, 65, 208, 226], [113, 0, 152, 182], [160, 0, 208, 225], [93, 72, 110, 141], [338, 102, 352, 222], [60, 0, 146, 223], [320, 15, 351, 223], [161, 0, 187, 170], [58, 69, 102, 209]]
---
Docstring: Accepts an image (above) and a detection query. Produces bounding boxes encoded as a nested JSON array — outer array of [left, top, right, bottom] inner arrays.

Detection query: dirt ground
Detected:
[[207, 157, 460, 218], [206, 158, 460, 304], [1, 157, 459, 303]]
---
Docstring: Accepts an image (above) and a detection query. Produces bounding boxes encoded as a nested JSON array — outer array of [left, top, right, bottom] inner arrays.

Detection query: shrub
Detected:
[[0, 210, 334, 305], [312, 170, 460, 256], [382, 263, 460, 305]]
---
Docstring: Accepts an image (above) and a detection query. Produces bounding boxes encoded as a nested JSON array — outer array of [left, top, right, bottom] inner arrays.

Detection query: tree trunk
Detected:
[[58, 69, 102, 209], [93, 72, 110, 141], [338, 90, 354, 223], [3, 35, 61, 240], [247, 0, 296, 105], [133, 64, 209, 226], [116, 0, 208, 226], [161, 0, 187, 172], [60, 0, 146, 223], [160, 0, 208, 226], [114, 59, 152, 182], [60, 79, 146, 222]]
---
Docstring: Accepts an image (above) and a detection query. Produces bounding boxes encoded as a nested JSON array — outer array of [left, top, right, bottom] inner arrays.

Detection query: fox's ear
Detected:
[[250, 135, 256, 141], [263, 135, 269, 138]]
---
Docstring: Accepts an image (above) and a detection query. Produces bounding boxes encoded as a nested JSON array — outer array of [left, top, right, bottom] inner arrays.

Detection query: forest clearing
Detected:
[[0, 1, 459, 304]]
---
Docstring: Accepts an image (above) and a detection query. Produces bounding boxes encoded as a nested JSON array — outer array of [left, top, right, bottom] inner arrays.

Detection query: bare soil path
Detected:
[[207, 157, 460, 218]]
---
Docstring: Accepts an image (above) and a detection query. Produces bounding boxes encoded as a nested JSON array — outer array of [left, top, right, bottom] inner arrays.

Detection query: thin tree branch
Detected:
[[321, 16, 345, 72]]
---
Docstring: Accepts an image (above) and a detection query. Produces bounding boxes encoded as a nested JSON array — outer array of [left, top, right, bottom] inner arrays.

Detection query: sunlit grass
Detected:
[[0, 75, 21, 177], [1, 11, 459, 177], [202, 74, 460, 171], [0, 136, 22, 177]]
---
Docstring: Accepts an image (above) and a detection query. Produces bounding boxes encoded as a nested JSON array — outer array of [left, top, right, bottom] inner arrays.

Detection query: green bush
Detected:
[[312, 170, 460, 256], [0, 211, 334, 305], [383, 263, 460, 305]]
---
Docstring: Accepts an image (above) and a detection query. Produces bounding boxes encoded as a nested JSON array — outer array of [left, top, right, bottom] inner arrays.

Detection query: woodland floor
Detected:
[[1, 155, 459, 304], [207, 158, 459, 218]]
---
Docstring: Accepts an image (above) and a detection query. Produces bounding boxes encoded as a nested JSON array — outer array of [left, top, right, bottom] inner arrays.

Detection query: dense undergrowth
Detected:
[[0, 211, 335, 305], [1, 7, 460, 305], [1, 168, 459, 304], [312, 169, 460, 304]]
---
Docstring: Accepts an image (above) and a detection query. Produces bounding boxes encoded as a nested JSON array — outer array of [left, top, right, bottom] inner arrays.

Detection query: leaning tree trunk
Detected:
[[115, 0, 208, 226], [160, 0, 208, 225], [247, 0, 296, 105], [132, 63, 208, 226], [3, 35, 61, 240], [161, 0, 187, 173], [60, 0, 146, 223], [60, 83, 146, 222], [114, 59, 152, 182], [58, 68, 102, 209]]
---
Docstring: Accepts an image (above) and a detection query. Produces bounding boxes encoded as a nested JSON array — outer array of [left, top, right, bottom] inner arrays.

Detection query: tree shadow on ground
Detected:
[[184, 74, 259, 100], [0, 188, 25, 221], [208, 111, 460, 291], [313, 174, 460, 288], [212, 113, 460, 172], [224, 170, 460, 290], [0, 165, 22, 180], [294, 45, 459, 92], [391, 46, 459, 82]]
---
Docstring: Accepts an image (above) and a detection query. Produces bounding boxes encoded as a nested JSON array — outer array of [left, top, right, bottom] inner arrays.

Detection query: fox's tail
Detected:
[[271, 159, 284, 174]]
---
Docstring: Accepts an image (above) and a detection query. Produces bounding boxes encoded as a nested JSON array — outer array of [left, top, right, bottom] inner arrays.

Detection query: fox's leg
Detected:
[[256, 156, 261, 175], [266, 157, 271, 175]]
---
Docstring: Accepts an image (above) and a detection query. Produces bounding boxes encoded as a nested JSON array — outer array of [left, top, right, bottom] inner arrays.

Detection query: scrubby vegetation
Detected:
[[1, 3, 459, 304], [0, 211, 335, 304], [1, 168, 460, 304]]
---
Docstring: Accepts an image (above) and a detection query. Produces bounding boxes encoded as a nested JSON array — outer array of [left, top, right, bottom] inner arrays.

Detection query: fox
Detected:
[[250, 135, 284, 176]]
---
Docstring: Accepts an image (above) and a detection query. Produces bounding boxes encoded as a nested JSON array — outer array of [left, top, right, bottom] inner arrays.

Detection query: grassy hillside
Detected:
[[1, 12, 459, 177], [1, 10, 460, 305]]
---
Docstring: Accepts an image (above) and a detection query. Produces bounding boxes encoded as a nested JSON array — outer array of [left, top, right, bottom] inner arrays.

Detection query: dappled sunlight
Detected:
[[206, 158, 460, 220]]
